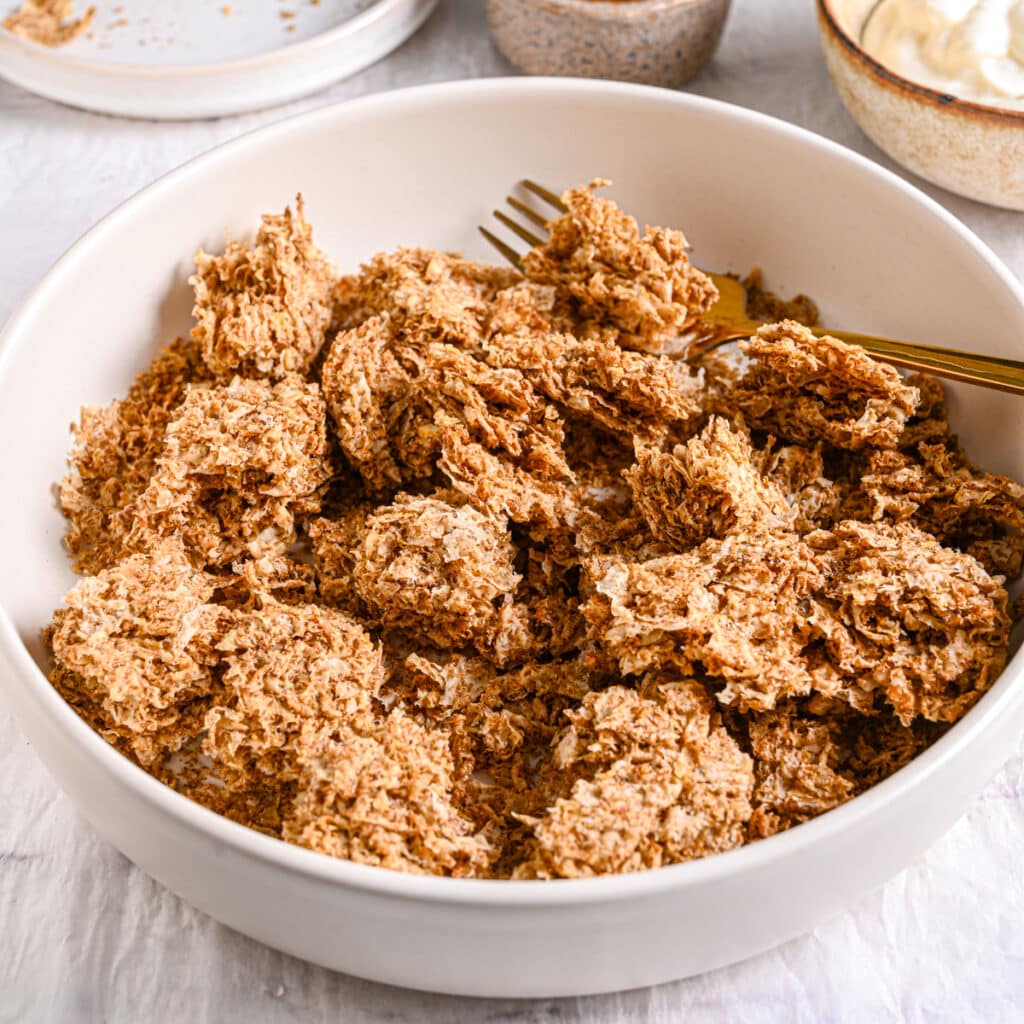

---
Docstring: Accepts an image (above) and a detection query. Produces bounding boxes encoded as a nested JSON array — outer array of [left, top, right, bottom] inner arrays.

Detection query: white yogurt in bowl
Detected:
[[861, 0, 1024, 108]]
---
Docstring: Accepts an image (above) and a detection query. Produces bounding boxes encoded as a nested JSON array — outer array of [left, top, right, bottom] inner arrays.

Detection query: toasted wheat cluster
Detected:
[[47, 184, 1023, 878]]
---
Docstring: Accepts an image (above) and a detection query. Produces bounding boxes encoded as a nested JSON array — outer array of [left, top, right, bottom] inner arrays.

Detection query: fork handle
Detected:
[[825, 329, 1024, 395]]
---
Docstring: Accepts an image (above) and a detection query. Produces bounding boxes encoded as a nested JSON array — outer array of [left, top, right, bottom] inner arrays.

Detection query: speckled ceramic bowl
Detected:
[[818, 0, 1024, 210], [485, 0, 731, 88]]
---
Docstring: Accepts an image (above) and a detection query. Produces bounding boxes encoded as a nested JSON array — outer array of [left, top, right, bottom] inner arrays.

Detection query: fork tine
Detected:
[[683, 333, 741, 365], [523, 180, 568, 213], [478, 227, 522, 270], [494, 209, 544, 249], [507, 196, 549, 230]]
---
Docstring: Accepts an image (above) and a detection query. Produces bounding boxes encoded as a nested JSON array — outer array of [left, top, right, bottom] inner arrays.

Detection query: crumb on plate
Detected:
[[4, 0, 94, 47]]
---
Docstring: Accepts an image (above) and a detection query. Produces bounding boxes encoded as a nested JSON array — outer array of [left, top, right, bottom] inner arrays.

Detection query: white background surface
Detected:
[[1, 1, 1022, 1020]]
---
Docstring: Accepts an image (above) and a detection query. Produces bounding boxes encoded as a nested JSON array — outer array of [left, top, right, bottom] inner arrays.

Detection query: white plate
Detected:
[[1, 79, 1024, 998], [0, 0, 437, 118]]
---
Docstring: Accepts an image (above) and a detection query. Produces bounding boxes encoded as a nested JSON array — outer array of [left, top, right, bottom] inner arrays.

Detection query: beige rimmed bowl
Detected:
[[485, 0, 731, 87], [818, 0, 1024, 210]]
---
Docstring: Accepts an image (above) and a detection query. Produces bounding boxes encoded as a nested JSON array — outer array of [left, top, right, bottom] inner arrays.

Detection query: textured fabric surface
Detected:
[[1, 1, 1023, 1019]]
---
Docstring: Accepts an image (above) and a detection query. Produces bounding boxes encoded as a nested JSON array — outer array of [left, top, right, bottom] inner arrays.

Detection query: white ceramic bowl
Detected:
[[2, 79, 1024, 999]]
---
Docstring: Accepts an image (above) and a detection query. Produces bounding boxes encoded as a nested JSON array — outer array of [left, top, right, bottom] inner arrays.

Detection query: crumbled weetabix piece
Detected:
[[400, 652, 590, 869], [205, 597, 383, 788], [348, 248, 518, 351], [426, 342, 571, 479], [746, 708, 853, 839], [191, 199, 334, 380], [565, 421, 674, 567], [515, 680, 753, 878], [408, 653, 589, 793], [753, 440, 848, 532], [573, 510, 670, 571], [564, 416, 635, 502], [522, 180, 718, 352], [899, 373, 951, 448], [854, 443, 1024, 578], [485, 280, 560, 346], [308, 497, 376, 617], [321, 319, 576, 516], [494, 540, 587, 665], [319, 315, 436, 495], [59, 337, 208, 575], [353, 494, 520, 651], [626, 417, 791, 549], [284, 709, 493, 876], [435, 410, 574, 530], [3, 0, 94, 46], [405, 651, 591, 713], [215, 551, 317, 609], [740, 268, 819, 328], [329, 271, 372, 334], [486, 327, 703, 442], [584, 532, 822, 711], [427, 343, 576, 526], [844, 714, 946, 791], [49, 540, 223, 766], [807, 520, 1010, 724], [551, 335, 703, 441], [730, 321, 920, 450], [124, 375, 331, 567]]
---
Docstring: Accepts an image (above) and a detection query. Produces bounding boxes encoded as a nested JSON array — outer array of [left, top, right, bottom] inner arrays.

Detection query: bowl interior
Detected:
[[824, 0, 875, 40], [2, 78, 1024, 720]]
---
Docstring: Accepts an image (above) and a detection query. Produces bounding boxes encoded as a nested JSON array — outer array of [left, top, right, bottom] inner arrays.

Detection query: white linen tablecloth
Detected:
[[2, 1, 1022, 1019]]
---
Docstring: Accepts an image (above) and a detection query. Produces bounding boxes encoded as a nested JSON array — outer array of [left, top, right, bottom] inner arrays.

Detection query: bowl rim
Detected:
[[0, 0, 423, 78], [817, 0, 1024, 125], [2, 75, 1024, 908]]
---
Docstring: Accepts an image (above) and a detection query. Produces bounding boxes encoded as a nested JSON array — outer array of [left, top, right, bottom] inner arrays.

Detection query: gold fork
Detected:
[[479, 180, 1024, 395]]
